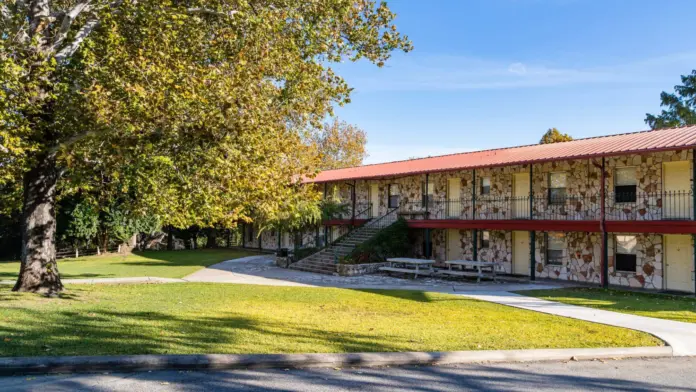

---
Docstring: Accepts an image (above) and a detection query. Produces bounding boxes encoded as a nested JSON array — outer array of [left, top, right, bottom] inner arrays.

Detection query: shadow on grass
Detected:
[[0, 306, 413, 358]]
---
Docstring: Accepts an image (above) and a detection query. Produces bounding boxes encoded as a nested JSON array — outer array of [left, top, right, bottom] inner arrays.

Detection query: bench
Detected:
[[441, 260, 498, 283], [380, 258, 435, 278]]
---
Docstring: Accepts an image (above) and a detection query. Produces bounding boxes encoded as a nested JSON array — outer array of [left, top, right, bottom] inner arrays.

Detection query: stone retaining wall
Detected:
[[337, 262, 390, 277]]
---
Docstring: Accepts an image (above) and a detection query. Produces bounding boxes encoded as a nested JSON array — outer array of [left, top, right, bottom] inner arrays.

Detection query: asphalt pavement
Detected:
[[1, 357, 694, 391]]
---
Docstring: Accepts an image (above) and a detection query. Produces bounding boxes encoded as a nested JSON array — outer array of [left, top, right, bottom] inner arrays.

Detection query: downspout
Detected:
[[425, 173, 431, 259], [473, 169, 477, 261], [529, 164, 535, 280], [601, 157, 609, 288]]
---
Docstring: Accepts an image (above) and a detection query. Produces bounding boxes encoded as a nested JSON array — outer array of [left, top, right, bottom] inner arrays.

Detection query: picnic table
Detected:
[[380, 258, 435, 278], [440, 260, 498, 283]]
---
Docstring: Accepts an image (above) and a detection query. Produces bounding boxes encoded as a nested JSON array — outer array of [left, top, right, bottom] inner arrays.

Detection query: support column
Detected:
[[277, 229, 282, 250], [258, 232, 262, 251], [601, 156, 609, 288], [425, 173, 431, 259], [529, 164, 535, 280], [241, 223, 246, 249], [351, 180, 357, 227], [472, 168, 477, 261], [530, 231, 536, 281], [692, 149, 696, 293]]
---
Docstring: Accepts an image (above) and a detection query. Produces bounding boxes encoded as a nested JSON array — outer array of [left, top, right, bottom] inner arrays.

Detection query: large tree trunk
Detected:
[[167, 226, 174, 250], [206, 228, 217, 248], [13, 156, 63, 294]]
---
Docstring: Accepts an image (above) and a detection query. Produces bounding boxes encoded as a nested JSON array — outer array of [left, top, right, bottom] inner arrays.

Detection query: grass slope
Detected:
[[0, 249, 258, 280], [0, 284, 661, 357], [520, 288, 696, 324]]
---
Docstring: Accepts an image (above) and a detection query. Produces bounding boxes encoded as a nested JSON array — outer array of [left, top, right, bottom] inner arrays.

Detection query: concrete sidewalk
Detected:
[[458, 291, 696, 356]]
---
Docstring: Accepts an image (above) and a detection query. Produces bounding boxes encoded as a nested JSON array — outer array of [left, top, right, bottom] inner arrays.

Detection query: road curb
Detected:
[[0, 347, 673, 375]]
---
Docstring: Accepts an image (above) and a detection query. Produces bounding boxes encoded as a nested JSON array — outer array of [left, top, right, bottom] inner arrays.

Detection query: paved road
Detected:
[[2, 357, 694, 391]]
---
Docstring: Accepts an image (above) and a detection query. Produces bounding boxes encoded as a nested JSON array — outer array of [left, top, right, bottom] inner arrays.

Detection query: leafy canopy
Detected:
[[540, 128, 573, 144], [645, 70, 696, 130], [309, 118, 368, 170], [0, 0, 412, 229]]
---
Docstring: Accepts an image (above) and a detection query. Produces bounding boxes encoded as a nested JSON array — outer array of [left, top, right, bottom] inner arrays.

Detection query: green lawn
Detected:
[[519, 288, 696, 324], [0, 249, 258, 280], [0, 284, 661, 357]]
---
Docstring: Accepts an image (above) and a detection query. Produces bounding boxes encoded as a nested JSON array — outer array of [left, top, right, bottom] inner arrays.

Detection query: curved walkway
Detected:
[[457, 292, 696, 356]]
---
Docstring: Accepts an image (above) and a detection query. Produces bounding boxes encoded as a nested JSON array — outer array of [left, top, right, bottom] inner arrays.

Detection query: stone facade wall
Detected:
[[534, 231, 602, 284], [608, 233, 663, 289], [324, 150, 693, 222]]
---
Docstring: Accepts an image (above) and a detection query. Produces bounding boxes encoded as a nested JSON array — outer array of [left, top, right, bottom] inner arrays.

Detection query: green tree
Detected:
[[645, 70, 696, 129], [1, 1, 411, 293], [310, 118, 368, 170], [64, 203, 99, 255], [540, 128, 573, 144]]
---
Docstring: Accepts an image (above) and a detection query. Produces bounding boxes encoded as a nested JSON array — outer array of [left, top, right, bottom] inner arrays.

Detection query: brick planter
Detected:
[[337, 262, 390, 277]]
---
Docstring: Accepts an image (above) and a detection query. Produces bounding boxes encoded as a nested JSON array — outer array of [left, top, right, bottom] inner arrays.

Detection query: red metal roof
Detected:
[[308, 125, 696, 183]]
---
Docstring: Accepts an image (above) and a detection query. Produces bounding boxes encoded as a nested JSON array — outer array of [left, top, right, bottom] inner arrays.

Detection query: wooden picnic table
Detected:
[[380, 258, 435, 278], [440, 260, 498, 283]]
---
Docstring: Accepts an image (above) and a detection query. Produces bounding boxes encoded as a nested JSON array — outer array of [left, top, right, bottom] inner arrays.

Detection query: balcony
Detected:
[[397, 190, 693, 222]]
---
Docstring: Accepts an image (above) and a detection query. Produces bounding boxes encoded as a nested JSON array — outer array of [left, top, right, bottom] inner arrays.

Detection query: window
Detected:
[[548, 172, 567, 205], [388, 184, 400, 208], [480, 231, 490, 248], [615, 235, 637, 272], [481, 177, 491, 195], [421, 182, 434, 207], [546, 232, 565, 265], [615, 167, 637, 203]]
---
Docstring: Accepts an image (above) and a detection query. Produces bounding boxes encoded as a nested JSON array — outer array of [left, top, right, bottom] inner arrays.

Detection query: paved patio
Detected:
[[182, 255, 560, 293]]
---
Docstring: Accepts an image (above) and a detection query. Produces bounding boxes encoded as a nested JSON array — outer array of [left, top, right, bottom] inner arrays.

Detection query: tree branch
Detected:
[[54, 18, 99, 61], [187, 8, 239, 17], [52, 1, 93, 50]]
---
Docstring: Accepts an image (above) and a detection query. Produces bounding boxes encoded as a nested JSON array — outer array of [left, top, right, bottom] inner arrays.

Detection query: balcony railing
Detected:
[[326, 202, 373, 220], [396, 190, 693, 221]]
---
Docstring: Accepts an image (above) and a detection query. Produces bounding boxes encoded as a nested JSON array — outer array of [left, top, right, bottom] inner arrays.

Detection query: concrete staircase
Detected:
[[289, 210, 398, 275]]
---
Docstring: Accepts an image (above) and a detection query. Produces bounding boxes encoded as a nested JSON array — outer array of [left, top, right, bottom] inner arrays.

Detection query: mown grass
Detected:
[[519, 288, 696, 324], [0, 249, 258, 280], [0, 284, 661, 357]]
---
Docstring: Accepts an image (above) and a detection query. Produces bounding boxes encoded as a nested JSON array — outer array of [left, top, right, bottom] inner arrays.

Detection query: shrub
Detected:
[[343, 218, 411, 264]]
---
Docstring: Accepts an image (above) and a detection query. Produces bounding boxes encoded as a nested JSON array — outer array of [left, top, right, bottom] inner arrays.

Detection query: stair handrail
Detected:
[[292, 206, 398, 265]]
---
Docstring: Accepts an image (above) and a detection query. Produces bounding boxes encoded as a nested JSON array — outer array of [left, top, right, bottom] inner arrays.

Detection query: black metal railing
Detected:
[[355, 202, 373, 219], [605, 190, 693, 221], [396, 190, 693, 221]]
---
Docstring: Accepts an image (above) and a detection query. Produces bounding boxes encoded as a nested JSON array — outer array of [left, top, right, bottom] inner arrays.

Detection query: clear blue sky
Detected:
[[332, 0, 696, 164]]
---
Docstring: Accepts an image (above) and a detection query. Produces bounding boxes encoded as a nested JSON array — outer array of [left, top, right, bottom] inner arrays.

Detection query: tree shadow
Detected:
[[4, 359, 694, 391], [0, 306, 412, 358]]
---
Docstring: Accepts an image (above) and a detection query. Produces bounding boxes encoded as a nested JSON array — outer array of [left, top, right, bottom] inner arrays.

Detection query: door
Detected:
[[665, 234, 694, 293], [447, 178, 461, 218], [447, 229, 462, 260], [513, 173, 530, 219], [370, 183, 379, 217], [512, 231, 530, 275], [663, 161, 691, 219]]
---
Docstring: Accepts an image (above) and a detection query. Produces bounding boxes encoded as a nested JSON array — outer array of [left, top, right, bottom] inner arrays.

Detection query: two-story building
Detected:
[[244, 125, 696, 294]]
